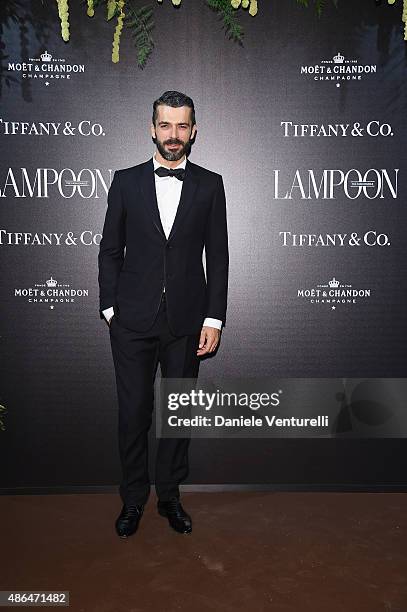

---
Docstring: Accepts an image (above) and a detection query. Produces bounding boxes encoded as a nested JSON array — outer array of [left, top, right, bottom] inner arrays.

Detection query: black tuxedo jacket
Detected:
[[98, 157, 229, 335]]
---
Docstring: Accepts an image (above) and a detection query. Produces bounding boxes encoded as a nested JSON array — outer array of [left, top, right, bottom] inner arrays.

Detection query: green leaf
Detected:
[[315, 0, 324, 17], [124, 4, 155, 68], [107, 2, 117, 21], [206, 0, 244, 44]]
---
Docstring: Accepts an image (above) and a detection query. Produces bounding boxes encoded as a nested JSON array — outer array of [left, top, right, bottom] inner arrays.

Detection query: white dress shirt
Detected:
[[102, 153, 223, 330]]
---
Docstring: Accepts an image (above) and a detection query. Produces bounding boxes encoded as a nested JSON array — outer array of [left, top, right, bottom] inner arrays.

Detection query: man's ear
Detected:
[[191, 124, 197, 140], [150, 123, 156, 139]]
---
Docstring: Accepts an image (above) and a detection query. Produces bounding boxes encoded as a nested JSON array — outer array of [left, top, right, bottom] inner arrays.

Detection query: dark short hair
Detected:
[[152, 90, 196, 126]]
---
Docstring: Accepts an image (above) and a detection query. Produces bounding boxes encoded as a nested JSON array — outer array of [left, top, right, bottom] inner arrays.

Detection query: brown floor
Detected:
[[2, 492, 407, 612]]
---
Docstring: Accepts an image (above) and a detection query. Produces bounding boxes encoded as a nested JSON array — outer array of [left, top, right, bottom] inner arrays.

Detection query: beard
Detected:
[[154, 135, 192, 161]]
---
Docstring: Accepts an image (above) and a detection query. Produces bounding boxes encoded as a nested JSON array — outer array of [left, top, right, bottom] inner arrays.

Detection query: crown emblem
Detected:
[[329, 277, 340, 288], [333, 52, 344, 64], [41, 50, 52, 62], [46, 276, 57, 287]]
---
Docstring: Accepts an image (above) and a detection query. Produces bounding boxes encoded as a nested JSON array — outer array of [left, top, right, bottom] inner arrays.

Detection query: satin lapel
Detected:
[[167, 158, 198, 242], [140, 158, 166, 240]]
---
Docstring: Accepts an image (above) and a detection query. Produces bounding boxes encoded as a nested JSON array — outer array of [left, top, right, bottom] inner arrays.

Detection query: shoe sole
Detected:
[[116, 529, 138, 538]]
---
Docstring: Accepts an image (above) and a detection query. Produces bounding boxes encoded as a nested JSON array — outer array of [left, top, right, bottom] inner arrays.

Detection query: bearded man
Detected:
[[98, 90, 229, 538]]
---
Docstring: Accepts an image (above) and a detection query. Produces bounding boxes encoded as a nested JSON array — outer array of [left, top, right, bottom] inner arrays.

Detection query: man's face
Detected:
[[151, 104, 197, 161]]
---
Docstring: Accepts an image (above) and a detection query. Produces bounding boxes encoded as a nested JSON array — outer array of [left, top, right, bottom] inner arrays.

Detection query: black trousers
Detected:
[[109, 292, 201, 505]]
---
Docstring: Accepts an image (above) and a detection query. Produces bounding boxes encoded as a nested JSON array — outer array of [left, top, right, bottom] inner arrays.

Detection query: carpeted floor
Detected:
[[2, 491, 406, 611]]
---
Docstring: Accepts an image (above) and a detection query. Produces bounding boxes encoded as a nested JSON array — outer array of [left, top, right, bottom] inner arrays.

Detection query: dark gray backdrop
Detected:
[[1, 0, 406, 491]]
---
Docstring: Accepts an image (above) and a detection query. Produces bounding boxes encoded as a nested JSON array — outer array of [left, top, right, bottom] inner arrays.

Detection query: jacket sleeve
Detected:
[[204, 174, 229, 326], [98, 170, 125, 318]]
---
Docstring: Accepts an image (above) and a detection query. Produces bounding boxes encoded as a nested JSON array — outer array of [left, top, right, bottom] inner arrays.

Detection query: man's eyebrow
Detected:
[[158, 121, 189, 125]]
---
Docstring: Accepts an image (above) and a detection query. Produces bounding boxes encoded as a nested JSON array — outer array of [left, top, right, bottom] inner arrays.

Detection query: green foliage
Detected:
[[315, 0, 324, 18], [296, 0, 338, 17], [124, 4, 155, 68], [54, 0, 344, 70], [206, 0, 244, 43]]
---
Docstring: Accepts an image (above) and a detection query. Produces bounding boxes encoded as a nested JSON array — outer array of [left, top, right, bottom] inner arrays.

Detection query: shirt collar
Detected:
[[153, 152, 187, 171]]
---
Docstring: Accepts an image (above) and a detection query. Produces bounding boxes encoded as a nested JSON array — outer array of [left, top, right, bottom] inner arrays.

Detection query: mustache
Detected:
[[165, 139, 183, 145]]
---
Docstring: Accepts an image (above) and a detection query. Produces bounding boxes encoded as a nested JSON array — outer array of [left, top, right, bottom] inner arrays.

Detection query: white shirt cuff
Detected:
[[203, 317, 222, 330], [102, 306, 114, 322]]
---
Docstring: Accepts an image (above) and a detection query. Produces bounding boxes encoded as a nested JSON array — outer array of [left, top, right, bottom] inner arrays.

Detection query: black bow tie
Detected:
[[154, 166, 186, 181]]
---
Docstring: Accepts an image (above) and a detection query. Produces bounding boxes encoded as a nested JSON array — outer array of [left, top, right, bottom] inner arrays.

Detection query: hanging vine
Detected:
[[51, 0, 258, 65], [56, 0, 70, 41], [111, 0, 125, 62], [388, 0, 407, 39]]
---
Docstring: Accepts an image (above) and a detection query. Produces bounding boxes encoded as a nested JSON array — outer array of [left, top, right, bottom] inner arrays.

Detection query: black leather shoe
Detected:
[[115, 504, 144, 538], [157, 497, 192, 534]]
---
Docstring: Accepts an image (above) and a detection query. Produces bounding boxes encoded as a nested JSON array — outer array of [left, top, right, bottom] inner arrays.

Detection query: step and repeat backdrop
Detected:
[[1, 0, 407, 491]]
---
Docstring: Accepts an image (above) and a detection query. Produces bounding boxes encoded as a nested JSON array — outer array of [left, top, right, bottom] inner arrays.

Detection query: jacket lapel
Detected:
[[140, 157, 199, 242], [168, 159, 199, 241], [140, 158, 166, 239]]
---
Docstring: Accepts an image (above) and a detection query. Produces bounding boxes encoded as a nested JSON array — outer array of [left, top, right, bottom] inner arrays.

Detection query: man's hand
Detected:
[[197, 326, 221, 356]]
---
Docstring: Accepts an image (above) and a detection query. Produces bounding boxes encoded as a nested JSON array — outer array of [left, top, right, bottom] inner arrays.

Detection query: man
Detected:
[[98, 91, 229, 538]]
